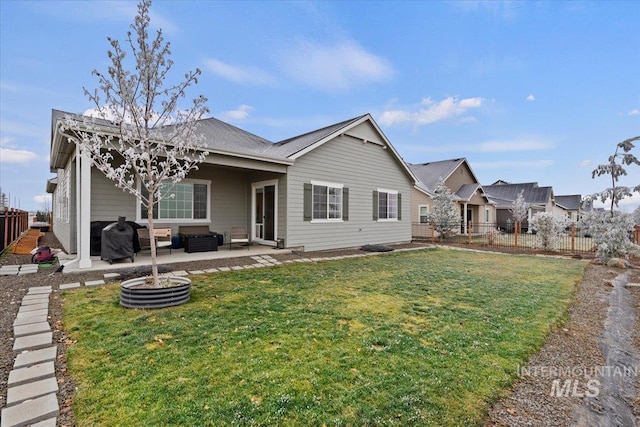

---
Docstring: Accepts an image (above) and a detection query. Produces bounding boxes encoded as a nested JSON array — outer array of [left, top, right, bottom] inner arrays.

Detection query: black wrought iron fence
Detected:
[[412, 222, 596, 253]]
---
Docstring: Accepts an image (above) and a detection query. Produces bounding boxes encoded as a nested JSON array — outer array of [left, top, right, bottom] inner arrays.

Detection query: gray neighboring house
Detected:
[[47, 110, 417, 269], [483, 181, 556, 231], [555, 194, 585, 221]]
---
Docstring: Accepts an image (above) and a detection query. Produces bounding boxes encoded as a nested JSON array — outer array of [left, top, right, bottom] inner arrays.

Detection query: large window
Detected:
[[378, 190, 398, 220], [140, 180, 209, 221], [313, 182, 343, 220]]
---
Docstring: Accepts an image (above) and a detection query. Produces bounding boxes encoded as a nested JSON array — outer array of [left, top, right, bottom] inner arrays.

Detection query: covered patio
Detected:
[[59, 243, 286, 274]]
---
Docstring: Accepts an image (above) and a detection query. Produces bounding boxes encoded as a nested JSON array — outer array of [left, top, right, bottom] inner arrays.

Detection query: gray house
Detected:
[[47, 110, 416, 269], [483, 181, 556, 231], [555, 194, 584, 221]]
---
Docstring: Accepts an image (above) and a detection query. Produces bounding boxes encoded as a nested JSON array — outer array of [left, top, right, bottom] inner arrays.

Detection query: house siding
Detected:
[[90, 167, 137, 222], [285, 122, 412, 251], [52, 160, 75, 253]]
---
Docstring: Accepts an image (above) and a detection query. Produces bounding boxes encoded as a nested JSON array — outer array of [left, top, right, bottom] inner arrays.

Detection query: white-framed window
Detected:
[[312, 181, 343, 221], [377, 189, 398, 221], [419, 205, 429, 223], [139, 179, 210, 222]]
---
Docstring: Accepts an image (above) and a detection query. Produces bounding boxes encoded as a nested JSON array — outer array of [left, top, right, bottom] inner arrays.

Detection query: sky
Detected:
[[1, 0, 639, 213]]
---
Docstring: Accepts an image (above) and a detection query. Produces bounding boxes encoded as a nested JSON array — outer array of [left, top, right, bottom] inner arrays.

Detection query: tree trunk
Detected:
[[147, 192, 160, 287]]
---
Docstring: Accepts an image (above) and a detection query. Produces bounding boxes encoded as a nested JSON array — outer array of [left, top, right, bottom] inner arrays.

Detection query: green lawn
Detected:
[[62, 249, 585, 426]]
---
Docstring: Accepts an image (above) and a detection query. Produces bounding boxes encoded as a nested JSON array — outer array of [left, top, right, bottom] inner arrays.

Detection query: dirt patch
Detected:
[[485, 264, 640, 427]]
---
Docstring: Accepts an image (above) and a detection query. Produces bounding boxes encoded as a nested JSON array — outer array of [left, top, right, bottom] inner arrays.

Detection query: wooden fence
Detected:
[[412, 221, 600, 253], [0, 208, 30, 254]]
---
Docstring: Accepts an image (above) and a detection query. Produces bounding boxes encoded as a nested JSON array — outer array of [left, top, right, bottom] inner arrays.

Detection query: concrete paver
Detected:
[[16, 308, 48, 319], [59, 282, 81, 290], [0, 393, 59, 427], [13, 347, 57, 369], [85, 279, 105, 287], [6, 377, 59, 405], [13, 315, 48, 327], [21, 297, 50, 306], [8, 361, 55, 386], [13, 332, 53, 351], [18, 303, 49, 312], [14, 322, 51, 337]]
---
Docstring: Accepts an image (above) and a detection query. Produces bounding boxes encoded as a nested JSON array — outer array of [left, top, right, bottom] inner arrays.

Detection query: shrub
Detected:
[[530, 212, 570, 251]]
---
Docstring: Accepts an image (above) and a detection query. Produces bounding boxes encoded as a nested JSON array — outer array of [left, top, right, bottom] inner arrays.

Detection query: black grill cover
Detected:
[[101, 217, 134, 263]]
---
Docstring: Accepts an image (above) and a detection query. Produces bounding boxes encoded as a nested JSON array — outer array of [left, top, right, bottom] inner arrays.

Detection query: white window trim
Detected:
[[419, 205, 430, 223], [311, 180, 344, 223], [377, 188, 398, 222], [137, 178, 211, 223]]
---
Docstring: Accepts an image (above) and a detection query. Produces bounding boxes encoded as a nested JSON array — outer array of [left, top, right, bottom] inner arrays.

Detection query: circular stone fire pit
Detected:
[[120, 276, 191, 309]]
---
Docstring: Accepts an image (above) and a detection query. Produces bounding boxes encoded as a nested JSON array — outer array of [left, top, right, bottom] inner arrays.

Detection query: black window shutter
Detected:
[[372, 190, 379, 221], [397, 193, 402, 220], [303, 183, 312, 221], [343, 188, 349, 221]]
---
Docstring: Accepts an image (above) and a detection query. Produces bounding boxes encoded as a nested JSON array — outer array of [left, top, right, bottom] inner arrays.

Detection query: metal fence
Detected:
[[412, 222, 599, 254], [0, 208, 30, 254]]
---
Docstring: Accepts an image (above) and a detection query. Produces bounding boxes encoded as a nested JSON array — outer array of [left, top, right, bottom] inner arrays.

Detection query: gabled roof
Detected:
[[265, 115, 366, 159], [408, 158, 488, 203], [51, 110, 416, 182], [555, 194, 583, 211], [484, 182, 554, 208], [408, 158, 466, 193], [456, 183, 482, 201]]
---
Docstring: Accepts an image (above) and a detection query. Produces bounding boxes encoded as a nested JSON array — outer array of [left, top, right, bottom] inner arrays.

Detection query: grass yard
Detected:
[[62, 249, 585, 426]]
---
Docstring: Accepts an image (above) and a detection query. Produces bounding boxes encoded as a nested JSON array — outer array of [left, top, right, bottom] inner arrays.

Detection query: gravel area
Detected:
[[1, 232, 638, 427]]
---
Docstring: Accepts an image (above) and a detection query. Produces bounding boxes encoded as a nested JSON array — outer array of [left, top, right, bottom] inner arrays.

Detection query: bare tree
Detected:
[[61, 0, 209, 286], [592, 136, 640, 216]]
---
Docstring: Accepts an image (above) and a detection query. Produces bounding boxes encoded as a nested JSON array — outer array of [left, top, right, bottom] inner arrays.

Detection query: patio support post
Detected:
[[78, 147, 92, 269]]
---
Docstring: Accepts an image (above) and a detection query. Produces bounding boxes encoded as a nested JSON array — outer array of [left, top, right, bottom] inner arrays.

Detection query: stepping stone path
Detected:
[[1, 286, 59, 427], [0, 264, 38, 276]]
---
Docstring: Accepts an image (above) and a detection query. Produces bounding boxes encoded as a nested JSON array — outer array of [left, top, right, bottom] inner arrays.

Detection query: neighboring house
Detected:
[[483, 181, 556, 231], [47, 110, 417, 269], [555, 194, 584, 221], [408, 158, 495, 235]]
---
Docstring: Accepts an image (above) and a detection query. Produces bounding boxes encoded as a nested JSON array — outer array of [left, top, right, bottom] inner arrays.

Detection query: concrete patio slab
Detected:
[[14, 347, 57, 369], [0, 393, 59, 427]]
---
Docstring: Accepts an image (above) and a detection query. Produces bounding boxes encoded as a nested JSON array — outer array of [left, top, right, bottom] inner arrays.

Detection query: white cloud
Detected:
[[33, 194, 51, 205], [378, 96, 483, 127], [0, 147, 38, 164], [219, 105, 254, 122], [629, 109, 640, 116], [203, 58, 276, 86], [279, 40, 394, 91], [526, 94, 535, 102]]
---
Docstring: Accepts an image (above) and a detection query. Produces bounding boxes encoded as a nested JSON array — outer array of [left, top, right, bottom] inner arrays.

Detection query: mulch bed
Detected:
[[1, 232, 637, 426]]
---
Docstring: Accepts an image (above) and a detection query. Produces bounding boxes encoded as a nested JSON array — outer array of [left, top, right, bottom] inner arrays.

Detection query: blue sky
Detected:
[[1, 0, 639, 212]]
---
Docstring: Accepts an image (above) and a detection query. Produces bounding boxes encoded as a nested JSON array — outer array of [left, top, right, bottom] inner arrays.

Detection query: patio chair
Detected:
[[229, 226, 250, 250], [138, 227, 172, 255]]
